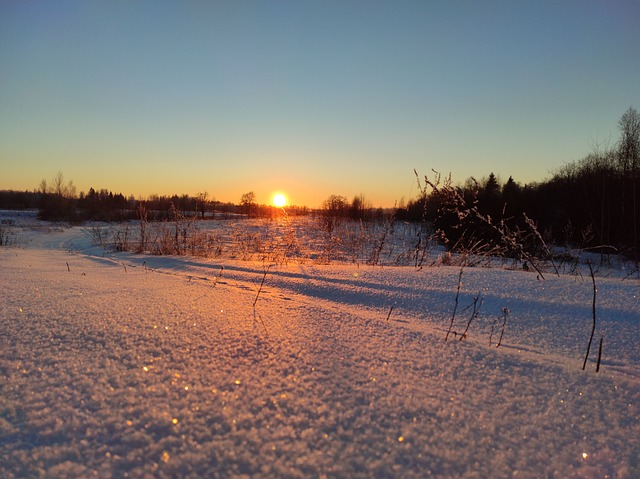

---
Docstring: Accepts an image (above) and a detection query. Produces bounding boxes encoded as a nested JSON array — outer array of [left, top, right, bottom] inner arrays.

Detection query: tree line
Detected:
[[396, 107, 640, 260], [1, 107, 637, 259], [0, 179, 309, 222]]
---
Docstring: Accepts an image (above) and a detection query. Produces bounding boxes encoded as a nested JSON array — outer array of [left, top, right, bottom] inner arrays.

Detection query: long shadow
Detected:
[[80, 249, 640, 366], [82, 251, 640, 326]]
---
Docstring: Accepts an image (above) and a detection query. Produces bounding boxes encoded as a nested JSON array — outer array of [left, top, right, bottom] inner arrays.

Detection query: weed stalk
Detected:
[[386, 306, 394, 321], [445, 267, 464, 341], [213, 265, 224, 287], [253, 264, 272, 307], [496, 307, 509, 348], [460, 293, 483, 341], [596, 336, 603, 372], [582, 261, 597, 370]]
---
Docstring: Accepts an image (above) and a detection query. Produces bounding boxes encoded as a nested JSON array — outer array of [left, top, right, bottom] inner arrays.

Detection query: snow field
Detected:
[[0, 225, 639, 478]]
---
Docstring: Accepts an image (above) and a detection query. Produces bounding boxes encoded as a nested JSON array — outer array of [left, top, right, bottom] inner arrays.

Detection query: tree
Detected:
[[196, 191, 209, 219], [240, 191, 256, 217], [38, 179, 48, 195], [618, 106, 640, 257], [349, 193, 371, 220], [320, 194, 348, 233], [478, 172, 502, 222], [502, 176, 522, 218], [322, 195, 348, 218], [37, 171, 78, 221], [618, 106, 640, 173], [319, 194, 348, 262]]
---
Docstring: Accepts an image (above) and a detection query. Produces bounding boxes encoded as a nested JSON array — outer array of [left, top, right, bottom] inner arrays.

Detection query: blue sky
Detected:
[[1, 0, 638, 208]]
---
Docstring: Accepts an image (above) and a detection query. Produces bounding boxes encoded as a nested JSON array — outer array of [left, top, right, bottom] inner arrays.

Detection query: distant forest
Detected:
[[2, 107, 638, 259]]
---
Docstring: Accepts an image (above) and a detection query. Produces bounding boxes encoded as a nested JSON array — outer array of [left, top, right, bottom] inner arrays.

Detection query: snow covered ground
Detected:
[[1, 215, 639, 478]]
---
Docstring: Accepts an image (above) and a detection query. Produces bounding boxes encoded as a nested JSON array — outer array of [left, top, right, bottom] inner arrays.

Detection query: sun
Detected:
[[273, 193, 287, 208]]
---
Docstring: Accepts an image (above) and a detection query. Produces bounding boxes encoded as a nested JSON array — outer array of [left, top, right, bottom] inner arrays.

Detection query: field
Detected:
[[1, 211, 639, 478]]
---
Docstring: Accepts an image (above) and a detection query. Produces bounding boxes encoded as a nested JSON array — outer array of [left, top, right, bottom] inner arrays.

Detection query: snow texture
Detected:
[[1, 214, 639, 478]]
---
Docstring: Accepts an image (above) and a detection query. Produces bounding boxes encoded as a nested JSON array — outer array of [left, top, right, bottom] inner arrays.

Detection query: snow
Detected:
[[1, 216, 639, 478]]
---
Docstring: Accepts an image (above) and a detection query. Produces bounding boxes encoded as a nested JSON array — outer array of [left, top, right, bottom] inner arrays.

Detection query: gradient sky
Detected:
[[1, 1, 639, 208]]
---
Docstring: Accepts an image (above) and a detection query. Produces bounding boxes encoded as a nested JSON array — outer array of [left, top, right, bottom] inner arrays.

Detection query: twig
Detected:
[[496, 307, 509, 348], [523, 213, 559, 277], [582, 261, 597, 370], [445, 267, 464, 341], [596, 336, 603, 372], [66, 262, 70, 272], [253, 264, 272, 307], [459, 293, 483, 341], [253, 307, 269, 337], [386, 306, 394, 321], [212, 265, 224, 287], [489, 318, 497, 346]]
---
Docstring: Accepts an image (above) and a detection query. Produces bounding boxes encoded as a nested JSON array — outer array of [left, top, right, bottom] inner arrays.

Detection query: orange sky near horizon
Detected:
[[1, 1, 638, 209]]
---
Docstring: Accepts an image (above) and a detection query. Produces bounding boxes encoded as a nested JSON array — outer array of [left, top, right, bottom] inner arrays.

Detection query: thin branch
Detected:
[[253, 307, 269, 337], [253, 264, 272, 307], [496, 307, 509, 348], [582, 261, 597, 370], [213, 265, 224, 287], [596, 336, 604, 372], [445, 267, 464, 341], [459, 293, 483, 341]]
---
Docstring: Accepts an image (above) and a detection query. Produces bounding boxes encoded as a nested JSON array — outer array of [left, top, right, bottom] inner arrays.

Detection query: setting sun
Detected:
[[273, 193, 287, 207]]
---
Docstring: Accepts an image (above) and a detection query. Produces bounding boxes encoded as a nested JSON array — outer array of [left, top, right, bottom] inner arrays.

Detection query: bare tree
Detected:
[[240, 191, 256, 217], [37, 171, 77, 221], [618, 107, 640, 173], [38, 179, 48, 195], [321, 195, 348, 231], [52, 171, 65, 197], [319, 194, 348, 263], [349, 193, 371, 220], [196, 191, 209, 219], [618, 107, 640, 258]]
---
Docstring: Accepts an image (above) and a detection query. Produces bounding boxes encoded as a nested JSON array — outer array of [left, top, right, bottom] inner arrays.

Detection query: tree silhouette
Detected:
[[240, 191, 256, 217], [617, 107, 640, 256]]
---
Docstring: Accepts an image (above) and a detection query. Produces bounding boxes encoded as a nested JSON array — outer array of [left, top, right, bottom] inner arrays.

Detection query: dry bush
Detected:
[[102, 214, 440, 267], [415, 169, 557, 277]]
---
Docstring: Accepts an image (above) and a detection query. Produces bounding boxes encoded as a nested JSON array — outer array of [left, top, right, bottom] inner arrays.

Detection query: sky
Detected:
[[1, 1, 639, 208]]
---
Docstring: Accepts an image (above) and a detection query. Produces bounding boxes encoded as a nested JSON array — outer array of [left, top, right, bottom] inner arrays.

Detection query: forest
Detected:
[[1, 107, 638, 260]]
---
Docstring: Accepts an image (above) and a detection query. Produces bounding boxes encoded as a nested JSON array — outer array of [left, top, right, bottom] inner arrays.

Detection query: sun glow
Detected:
[[273, 193, 287, 207]]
